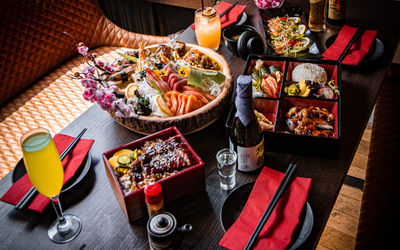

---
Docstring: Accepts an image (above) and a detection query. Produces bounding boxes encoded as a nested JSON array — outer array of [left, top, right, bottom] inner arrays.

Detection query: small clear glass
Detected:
[[216, 148, 237, 190]]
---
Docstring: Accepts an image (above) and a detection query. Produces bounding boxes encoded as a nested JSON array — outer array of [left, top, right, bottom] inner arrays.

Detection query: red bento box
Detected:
[[102, 126, 205, 222], [227, 55, 341, 157]]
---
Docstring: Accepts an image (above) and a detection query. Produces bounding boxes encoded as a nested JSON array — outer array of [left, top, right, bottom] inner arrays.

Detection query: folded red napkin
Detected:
[[323, 25, 377, 66], [0, 134, 94, 213], [219, 167, 312, 250], [191, 1, 247, 30]]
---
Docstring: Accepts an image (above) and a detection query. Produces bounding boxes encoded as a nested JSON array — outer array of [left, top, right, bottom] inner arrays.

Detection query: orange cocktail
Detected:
[[195, 7, 221, 50]]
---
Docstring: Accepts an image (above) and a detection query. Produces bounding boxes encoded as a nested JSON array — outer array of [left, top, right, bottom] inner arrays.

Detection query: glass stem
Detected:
[[51, 195, 70, 233]]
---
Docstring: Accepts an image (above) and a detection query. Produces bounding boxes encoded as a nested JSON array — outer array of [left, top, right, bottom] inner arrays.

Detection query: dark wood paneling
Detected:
[[98, 0, 196, 36]]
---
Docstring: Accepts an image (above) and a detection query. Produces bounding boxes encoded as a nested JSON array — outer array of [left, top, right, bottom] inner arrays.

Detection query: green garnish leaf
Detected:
[[118, 53, 138, 63], [188, 67, 226, 91]]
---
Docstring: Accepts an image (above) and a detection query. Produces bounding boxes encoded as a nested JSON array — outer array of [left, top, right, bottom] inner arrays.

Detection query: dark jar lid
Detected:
[[147, 212, 177, 243], [144, 183, 163, 205], [237, 30, 265, 59]]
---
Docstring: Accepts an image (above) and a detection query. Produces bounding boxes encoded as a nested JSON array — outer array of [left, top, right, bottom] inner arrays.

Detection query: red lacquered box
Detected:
[[102, 126, 205, 222]]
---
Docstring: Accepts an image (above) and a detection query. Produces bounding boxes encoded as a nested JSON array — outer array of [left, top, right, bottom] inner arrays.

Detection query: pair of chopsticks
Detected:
[[15, 128, 88, 210], [337, 27, 366, 63], [244, 163, 298, 250], [219, 1, 239, 18]]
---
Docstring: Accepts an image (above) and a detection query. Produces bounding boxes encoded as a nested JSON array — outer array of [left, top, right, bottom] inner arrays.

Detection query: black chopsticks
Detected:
[[15, 128, 88, 210], [337, 27, 365, 63], [244, 163, 298, 250], [219, 1, 239, 18]]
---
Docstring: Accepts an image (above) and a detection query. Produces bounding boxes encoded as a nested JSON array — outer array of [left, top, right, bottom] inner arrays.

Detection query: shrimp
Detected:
[[135, 42, 150, 73]]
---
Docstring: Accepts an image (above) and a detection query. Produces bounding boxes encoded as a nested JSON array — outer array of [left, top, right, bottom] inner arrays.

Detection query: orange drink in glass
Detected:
[[195, 7, 221, 50]]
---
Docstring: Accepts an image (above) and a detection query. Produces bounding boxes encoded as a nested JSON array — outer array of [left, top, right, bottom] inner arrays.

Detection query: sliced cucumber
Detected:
[[118, 154, 131, 165], [129, 149, 139, 161]]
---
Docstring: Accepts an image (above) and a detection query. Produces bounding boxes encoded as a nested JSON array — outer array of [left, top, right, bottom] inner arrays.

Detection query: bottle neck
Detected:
[[235, 77, 256, 126], [235, 95, 256, 126]]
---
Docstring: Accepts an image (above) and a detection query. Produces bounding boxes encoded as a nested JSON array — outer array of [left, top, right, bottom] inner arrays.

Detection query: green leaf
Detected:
[[188, 67, 225, 91], [117, 53, 138, 63]]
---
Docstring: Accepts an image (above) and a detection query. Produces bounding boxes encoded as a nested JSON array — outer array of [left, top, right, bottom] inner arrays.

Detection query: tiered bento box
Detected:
[[227, 55, 341, 157]]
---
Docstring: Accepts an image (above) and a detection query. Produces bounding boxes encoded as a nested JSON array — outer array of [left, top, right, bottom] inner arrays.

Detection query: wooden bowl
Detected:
[[108, 44, 233, 135]]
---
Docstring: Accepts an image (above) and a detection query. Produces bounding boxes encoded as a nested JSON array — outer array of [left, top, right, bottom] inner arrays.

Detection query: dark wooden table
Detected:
[[1, 0, 399, 249]]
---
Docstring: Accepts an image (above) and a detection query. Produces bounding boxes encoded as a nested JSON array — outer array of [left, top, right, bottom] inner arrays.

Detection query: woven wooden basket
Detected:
[[108, 44, 233, 135]]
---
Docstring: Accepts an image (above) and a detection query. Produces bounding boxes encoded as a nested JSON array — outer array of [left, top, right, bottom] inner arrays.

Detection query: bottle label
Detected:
[[328, 0, 345, 20], [236, 137, 264, 172]]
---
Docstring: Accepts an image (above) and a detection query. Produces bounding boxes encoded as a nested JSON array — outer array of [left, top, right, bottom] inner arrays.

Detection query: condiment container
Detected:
[[147, 212, 192, 249], [145, 183, 164, 217]]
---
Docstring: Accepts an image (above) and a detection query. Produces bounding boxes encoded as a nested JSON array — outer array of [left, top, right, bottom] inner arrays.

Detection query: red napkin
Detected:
[[0, 134, 94, 213], [322, 25, 377, 66], [219, 167, 312, 250], [191, 1, 247, 30]]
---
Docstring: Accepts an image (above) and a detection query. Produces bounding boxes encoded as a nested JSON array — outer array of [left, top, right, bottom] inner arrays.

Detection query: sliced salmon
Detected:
[[182, 86, 216, 101], [177, 94, 188, 115], [185, 95, 203, 114], [265, 76, 278, 97], [261, 78, 274, 97], [182, 90, 209, 104], [168, 91, 179, 115]]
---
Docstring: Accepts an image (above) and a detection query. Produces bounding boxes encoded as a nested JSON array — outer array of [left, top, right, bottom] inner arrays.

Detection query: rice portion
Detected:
[[292, 63, 327, 82]]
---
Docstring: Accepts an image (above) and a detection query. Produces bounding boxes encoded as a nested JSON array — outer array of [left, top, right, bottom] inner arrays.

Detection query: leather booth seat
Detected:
[[0, 0, 169, 178], [355, 71, 400, 249]]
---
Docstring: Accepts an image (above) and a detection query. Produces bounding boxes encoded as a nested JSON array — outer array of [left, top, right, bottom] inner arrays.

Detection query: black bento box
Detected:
[[226, 55, 341, 157]]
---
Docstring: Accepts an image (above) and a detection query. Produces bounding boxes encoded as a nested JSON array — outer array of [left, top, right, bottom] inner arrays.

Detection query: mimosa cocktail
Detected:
[[195, 7, 221, 50], [22, 132, 63, 198], [20, 128, 81, 244]]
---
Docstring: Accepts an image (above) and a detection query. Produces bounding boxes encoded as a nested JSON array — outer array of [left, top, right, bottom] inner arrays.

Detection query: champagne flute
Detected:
[[20, 128, 81, 243]]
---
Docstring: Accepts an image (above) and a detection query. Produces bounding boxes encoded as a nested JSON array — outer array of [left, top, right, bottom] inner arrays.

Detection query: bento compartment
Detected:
[[253, 98, 279, 131], [247, 59, 286, 98], [283, 62, 339, 100], [286, 61, 337, 81], [276, 97, 339, 138]]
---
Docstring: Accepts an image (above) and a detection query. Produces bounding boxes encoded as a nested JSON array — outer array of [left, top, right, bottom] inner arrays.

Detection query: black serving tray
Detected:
[[226, 55, 341, 157]]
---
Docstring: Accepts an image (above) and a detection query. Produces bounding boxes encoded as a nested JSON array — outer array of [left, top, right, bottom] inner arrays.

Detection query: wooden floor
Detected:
[[316, 123, 371, 249]]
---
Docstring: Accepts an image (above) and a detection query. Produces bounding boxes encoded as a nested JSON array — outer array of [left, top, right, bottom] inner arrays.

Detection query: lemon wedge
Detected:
[[299, 79, 307, 95], [299, 87, 311, 97], [302, 37, 311, 47], [108, 156, 119, 171], [290, 17, 301, 23], [113, 149, 134, 158], [155, 95, 174, 117], [125, 83, 139, 99], [298, 24, 306, 34]]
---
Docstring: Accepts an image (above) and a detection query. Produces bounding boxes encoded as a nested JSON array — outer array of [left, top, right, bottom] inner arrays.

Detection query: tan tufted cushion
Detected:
[[0, 0, 169, 107], [0, 0, 170, 178], [0, 47, 135, 178]]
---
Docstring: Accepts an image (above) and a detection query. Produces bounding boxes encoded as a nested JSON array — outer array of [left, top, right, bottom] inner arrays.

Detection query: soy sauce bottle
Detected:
[[229, 75, 264, 172]]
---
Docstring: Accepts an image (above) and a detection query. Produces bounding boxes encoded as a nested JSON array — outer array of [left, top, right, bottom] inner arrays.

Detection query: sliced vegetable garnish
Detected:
[[117, 154, 131, 165], [118, 53, 138, 63], [327, 80, 340, 95], [129, 149, 138, 161], [187, 67, 226, 91]]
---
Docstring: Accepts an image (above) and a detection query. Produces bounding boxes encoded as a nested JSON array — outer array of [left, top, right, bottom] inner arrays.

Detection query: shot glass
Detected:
[[216, 148, 237, 190]]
